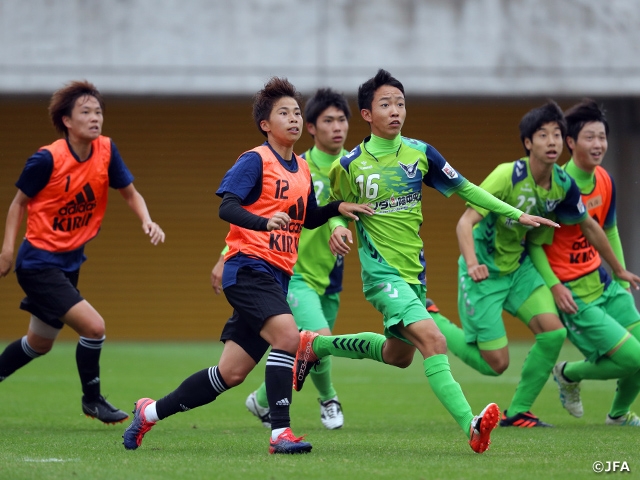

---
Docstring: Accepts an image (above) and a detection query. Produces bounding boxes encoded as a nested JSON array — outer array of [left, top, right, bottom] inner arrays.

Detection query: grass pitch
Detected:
[[0, 340, 636, 479]]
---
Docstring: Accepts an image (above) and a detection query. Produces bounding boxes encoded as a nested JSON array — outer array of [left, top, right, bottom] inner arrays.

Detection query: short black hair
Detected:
[[357, 69, 404, 112], [518, 101, 566, 155], [564, 99, 609, 153], [304, 88, 351, 127], [252, 77, 302, 138], [49, 80, 104, 136]]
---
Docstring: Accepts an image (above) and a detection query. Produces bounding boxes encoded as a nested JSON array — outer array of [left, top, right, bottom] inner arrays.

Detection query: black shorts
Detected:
[[16, 268, 83, 329], [220, 267, 291, 363]]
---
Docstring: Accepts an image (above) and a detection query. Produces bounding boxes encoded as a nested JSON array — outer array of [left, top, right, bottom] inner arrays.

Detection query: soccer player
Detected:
[[241, 88, 351, 430], [123, 77, 372, 454], [294, 69, 559, 454], [0, 80, 165, 424], [527, 99, 640, 426], [450, 101, 639, 428]]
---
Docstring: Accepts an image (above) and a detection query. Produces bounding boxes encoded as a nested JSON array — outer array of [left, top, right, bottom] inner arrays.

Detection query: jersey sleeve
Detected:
[[15, 150, 54, 198], [603, 173, 617, 229], [216, 151, 263, 202], [328, 157, 354, 231], [421, 145, 466, 197], [606, 225, 630, 289], [469, 163, 513, 217], [554, 178, 588, 225], [457, 181, 523, 220], [108, 141, 135, 189], [306, 177, 319, 211], [527, 240, 561, 288], [329, 156, 358, 203]]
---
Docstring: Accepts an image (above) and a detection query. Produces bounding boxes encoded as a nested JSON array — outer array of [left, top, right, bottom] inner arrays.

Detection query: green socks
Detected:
[[314, 332, 386, 364], [563, 327, 640, 418], [507, 328, 566, 417], [424, 354, 474, 436], [256, 381, 268, 408], [310, 355, 337, 401], [610, 367, 640, 418], [431, 312, 499, 377], [612, 325, 640, 417], [564, 334, 640, 382]]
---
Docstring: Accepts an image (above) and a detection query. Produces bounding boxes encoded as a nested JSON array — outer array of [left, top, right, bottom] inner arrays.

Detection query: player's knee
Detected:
[[486, 357, 509, 374], [25, 335, 54, 355], [221, 370, 247, 388], [540, 327, 567, 344], [82, 324, 106, 339], [27, 316, 60, 353], [492, 361, 509, 375], [390, 358, 413, 369], [430, 330, 447, 355], [74, 314, 106, 339], [32, 342, 53, 355], [271, 331, 300, 355], [394, 356, 414, 369], [218, 365, 245, 388], [383, 350, 414, 368]]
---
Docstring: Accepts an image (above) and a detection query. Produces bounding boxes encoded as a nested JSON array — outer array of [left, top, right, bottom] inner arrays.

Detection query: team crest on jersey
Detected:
[[577, 198, 586, 214], [398, 159, 419, 178], [546, 199, 561, 212], [442, 162, 458, 179]]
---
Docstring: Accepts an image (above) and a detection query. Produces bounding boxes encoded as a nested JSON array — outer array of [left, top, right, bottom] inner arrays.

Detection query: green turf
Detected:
[[0, 341, 636, 479]]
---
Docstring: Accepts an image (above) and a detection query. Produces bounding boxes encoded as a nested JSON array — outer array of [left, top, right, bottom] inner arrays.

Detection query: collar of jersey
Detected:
[[364, 133, 402, 160], [307, 146, 344, 169]]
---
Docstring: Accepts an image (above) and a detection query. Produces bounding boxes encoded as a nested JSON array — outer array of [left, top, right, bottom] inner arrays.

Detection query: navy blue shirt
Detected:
[[15, 139, 134, 272]]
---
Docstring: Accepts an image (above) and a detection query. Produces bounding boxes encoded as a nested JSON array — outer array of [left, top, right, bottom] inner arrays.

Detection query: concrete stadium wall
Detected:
[[1, 96, 637, 341], [1, 0, 639, 96]]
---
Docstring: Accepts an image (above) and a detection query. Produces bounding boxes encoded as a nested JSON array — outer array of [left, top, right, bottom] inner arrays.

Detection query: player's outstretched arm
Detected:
[[456, 181, 559, 230], [517, 213, 559, 228]]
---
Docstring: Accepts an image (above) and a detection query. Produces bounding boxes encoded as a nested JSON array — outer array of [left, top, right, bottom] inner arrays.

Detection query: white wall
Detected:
[[1, 0, 639, 96]]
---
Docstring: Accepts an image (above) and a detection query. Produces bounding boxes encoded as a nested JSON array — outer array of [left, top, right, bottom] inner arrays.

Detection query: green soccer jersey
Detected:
[[471, 157, 587, 276], [329, 135, 467, 287], [291, 147, 349, 295]]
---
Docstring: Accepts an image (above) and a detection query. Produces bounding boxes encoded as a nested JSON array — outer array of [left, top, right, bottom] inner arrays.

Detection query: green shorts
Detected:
[[287, 277, 339, 332], [560, 281, 640, 362], [458, 255, 556, 345], [364, 274, 429, 345]]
